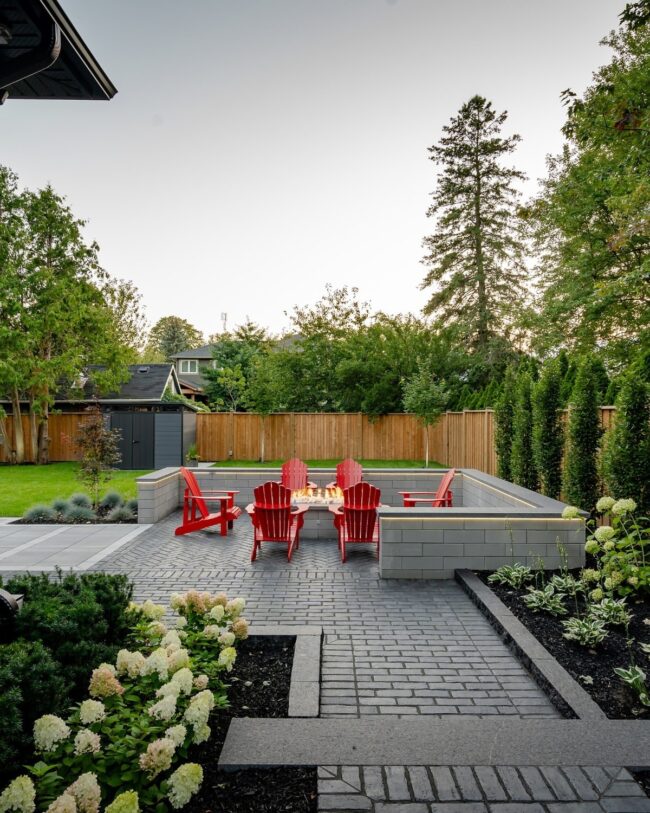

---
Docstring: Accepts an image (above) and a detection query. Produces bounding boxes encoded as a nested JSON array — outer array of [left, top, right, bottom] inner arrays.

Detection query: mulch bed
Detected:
[[477, 571, 650, 720], [187, 635, 317, 813]]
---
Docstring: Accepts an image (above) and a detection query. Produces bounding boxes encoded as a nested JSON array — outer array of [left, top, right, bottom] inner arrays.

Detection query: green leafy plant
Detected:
[[185, 444, 200, 464], [549, 574, 587, 596], [523, 585, 567, 616], [488, 563, 533, 589], [561, 616, 608, 646], [511, 371, 539, 490], [588, 597, 632, 626], [613, 665, 650, 707]]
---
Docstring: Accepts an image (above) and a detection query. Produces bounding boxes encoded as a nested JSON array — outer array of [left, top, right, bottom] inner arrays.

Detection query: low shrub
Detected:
[[51, 498, 70, 515], [107, 505, 136, 523], [22, 504, 57, 523], [589, 597, 632, 626], [126, 498, 139, 514], [63, 505, 97, 523], [523, 585, 567, 616], [99, 491, 124, 512], [69, 493, 93, 510]]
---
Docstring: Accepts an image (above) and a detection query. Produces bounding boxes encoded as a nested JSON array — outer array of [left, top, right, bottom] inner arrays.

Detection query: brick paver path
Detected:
[[94, 513, 557, 719]]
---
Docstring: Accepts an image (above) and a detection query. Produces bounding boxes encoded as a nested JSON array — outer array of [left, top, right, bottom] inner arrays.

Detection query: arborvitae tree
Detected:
[[602, 374, 650, 514], [563, 357, 602, 512], [559, 360, 577, 407], [511, 372, 538, 490], [591, 357, 610, 403], [604, 376, 621, 406], [532, 359, 564, 498], [494, 365, 517, 481], [421, 96, 528, 354]]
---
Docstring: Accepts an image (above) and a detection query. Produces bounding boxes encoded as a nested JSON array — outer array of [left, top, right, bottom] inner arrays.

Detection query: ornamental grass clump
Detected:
[[0, 588, 250, 813], [23, 505, 57, 523]]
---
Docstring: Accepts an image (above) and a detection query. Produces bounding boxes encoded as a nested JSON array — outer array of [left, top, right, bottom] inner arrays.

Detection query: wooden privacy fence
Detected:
[[197, 408, 618, 476], [0, 413, 85, 463]]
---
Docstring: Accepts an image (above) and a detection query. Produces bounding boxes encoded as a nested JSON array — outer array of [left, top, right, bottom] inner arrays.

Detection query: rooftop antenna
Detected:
[[220, 312, 228, 333]]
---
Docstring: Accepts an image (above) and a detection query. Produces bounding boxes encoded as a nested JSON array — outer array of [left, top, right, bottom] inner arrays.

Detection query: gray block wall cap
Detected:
[[378, 507, 584, 519], [137, 468, 181, 483], [461, 469, 588, 516]]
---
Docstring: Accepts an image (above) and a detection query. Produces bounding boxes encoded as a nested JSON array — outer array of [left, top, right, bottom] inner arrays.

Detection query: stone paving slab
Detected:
[[218, 718, 650, 768], [91, 513, 559, 720], [317, 765, 650, 812], [0, 523, 151, 571]]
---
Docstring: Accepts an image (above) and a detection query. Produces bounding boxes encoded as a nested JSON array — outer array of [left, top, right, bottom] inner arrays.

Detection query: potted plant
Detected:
[[185, 443, 201, 468]]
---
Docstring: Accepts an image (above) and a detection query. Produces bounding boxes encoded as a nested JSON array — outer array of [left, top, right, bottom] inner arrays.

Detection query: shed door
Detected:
[[111, 413, 133, 469], [131, 413, 155, 469]]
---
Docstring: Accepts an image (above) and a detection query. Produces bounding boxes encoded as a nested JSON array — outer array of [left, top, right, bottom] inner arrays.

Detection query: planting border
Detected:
[[455, 569, 605, 721]]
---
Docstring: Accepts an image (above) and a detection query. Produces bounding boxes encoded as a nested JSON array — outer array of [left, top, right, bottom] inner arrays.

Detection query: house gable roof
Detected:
[[171, 345, 215, 360], [59, 364, 180, 402]]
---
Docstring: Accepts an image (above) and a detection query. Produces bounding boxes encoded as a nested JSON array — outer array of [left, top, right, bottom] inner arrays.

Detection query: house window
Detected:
[[179, 360, 198, 374]]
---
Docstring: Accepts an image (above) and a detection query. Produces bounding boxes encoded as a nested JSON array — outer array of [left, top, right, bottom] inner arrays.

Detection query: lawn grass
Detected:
[[0, 462, 151, 516], [212, 459, 443, 468]]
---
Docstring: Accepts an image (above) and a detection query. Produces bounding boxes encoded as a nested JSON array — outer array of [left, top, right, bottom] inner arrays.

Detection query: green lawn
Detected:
[[0, 463, 151, 516], [212, 459, 443, 468]]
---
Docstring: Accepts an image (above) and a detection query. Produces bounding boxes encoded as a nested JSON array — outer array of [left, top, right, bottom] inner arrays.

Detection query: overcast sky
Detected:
[[3, 0, 619, 338]]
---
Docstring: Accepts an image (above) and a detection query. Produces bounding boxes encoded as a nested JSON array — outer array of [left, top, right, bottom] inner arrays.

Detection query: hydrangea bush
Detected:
[[0, 590, 249, 813]]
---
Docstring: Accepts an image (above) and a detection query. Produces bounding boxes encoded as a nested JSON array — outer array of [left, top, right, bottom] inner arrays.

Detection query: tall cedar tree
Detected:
[[510, 371, 538, 491], [494, 365, 517, 480], [562, 357, 602, 512], [532, 359, 564, 498], [421, 96, 528, 357], [602, 373, 650, 514]]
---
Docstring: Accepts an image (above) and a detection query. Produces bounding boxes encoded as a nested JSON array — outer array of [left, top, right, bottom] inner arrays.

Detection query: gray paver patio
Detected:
[[89, 512, 558, 719]]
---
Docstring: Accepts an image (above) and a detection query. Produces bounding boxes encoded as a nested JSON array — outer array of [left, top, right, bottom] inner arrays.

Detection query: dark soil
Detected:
[[477, 571, 650, 720], [633, 771, 650, 799], [187, 636, 317, 813]]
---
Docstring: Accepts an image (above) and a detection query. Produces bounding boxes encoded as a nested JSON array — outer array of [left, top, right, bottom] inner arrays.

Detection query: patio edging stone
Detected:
[[249, 624, 322, 717], [455, 569, 606, 721]]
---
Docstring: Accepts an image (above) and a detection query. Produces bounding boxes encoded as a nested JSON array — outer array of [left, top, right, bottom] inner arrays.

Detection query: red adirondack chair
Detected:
[[175, 467, 242, 537], [326, 458, 363, 491], [329, 481, 381, 563], [278, 458, 317, 491], [246, 481, 308, 562], [399, 468, 456, 507]]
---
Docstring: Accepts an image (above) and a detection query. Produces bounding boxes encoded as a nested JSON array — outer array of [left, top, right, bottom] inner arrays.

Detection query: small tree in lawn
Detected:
[[75, 404, 122, 508], [602, 373, 650, 514], [403, 366, 447, 468], [563, 357, 602, 513], [511, 371, 538, 490], [494, 365, 517, 481], [246, 355, 284, 463], [532, 359, 564, 498]]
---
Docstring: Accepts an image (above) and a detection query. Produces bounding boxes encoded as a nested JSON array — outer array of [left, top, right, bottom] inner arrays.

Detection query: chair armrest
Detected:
[[245, 503, 255, 516], [307, 480, 318, 489], [291, 505, 309, 516], [328, 505, 344, 516], [325, 480, 336, 490], [398, 491, 438, 497], [201, 489, 239, 496]]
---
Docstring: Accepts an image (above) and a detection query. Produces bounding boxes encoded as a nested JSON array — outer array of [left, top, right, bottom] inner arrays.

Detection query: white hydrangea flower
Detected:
[[164, 725, 187, 747], [207, 605, 224, 623], [79, 700, 105, 726], [168, 649, 190, 674], [225, 597, 246, 618], [74, 730, 101, 755], [104, 792, 139, 813], [0, 776, 36, 813], [218, 631, 235, 647], [193, 675, 209, 690], [142, 600, 166, 620], [161, 630, 182, 650], [594, 526, 616, 543], [596, 496, 616, 513], [142, 648, 169, 681], [612, 498, 637, 516], [192, 724, 211, 745], [33, 715, 71, 753], [203, 625, 221, 639], [561, 506, 581, 519], [138, 738, 176, 779], [170, 592, 186, 610], [67, 774, 101, 813], [145, 621, 167, 639], [217, 646, 237, 672], [148, 695, 177, 722], [115, 650, 146, 679], [183, 691, 214, 729], [156, 681, 181, 699], [175, 615, 188, 629], [45, 795, 76, 813], [232, 618, 249, 640], [192, 690, 215, 711], [167, 764, 203, 810], [170, 667, 193, 696]]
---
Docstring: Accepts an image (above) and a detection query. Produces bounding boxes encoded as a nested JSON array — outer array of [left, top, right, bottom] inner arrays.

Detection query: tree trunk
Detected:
[[424, 426, 429, 468], [473, 121, 489, 349], [37, 402, 50, 464], [28, 404, 38, 463], [11, 388, 24, 464]]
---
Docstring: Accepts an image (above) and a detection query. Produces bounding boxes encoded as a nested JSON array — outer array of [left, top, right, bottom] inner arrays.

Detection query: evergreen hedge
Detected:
[[510, 371, 538, 490], [532, 359, 564, 498]]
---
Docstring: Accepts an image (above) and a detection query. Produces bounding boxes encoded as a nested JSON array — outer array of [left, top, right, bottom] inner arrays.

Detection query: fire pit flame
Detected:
[[291, 486, 343, 504]]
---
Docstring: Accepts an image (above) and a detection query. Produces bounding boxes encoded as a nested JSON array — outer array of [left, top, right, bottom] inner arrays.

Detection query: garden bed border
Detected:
[[455, 569, 605, 721], [248, 624, 321, 717]]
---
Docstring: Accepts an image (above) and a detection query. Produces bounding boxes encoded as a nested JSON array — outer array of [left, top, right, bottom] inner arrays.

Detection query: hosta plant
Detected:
[[523, 585, 567, 616], [488, 563, 533, 590], [588, 597, 632, 627], [549, 574, 587, 596], [561, 616, 608, 647], [613, 665, 650, 708]]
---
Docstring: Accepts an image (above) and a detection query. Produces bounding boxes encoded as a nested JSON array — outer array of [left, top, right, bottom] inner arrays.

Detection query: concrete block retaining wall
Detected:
[[137, 467, 585, 578]]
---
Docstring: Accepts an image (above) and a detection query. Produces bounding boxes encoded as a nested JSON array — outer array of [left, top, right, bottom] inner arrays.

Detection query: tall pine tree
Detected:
[[421, 96, 529, 360]]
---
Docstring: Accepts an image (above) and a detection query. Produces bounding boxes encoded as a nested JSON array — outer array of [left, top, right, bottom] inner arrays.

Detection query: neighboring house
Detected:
[[171, 345, 217, 402]]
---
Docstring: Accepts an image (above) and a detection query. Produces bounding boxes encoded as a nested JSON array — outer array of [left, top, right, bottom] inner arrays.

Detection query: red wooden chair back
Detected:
[[180, 467, 209, 519], [342, 482, 380, 541], [336, 458, 363, 491], [280, 458, 310, 491], [435, 469, 456, 504], [252, 481, 293, 541]]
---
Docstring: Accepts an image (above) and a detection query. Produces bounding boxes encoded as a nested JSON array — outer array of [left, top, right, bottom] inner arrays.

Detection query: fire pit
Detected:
[[291, 486, 343, 506], [289, 487, 343, 540]]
